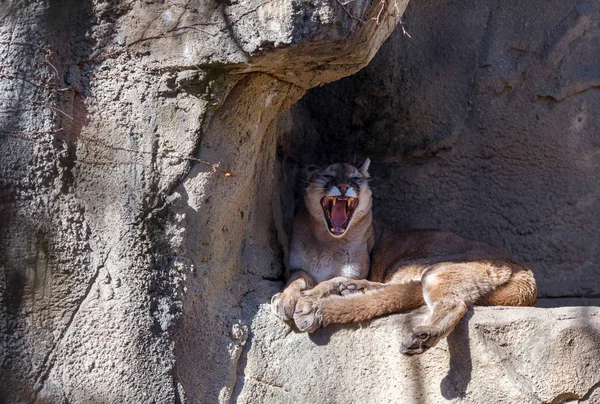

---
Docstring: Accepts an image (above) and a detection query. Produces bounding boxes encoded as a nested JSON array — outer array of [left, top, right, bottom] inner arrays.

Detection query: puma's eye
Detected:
[[321, 175, 334, 182], [350, 177, 363, 185]]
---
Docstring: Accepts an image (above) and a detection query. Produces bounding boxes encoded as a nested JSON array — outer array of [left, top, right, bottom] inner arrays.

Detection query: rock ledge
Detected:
[[236, 305, 600, 404]]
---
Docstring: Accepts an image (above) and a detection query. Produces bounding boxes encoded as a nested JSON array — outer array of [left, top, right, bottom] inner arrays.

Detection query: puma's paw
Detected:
[[271, 290, 301, 322], [300, 281, 342, 299], [293, 297, 323, 333], [399, 326, 437, 355], [339, 279, 369, 296]]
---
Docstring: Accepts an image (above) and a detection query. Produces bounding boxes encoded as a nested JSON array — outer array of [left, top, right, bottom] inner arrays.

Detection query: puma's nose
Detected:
[[338, 184, 349, 195]]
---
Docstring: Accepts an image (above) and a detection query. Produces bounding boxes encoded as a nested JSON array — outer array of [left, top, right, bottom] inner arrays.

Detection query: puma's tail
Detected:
[[478, 265, 537, 306]]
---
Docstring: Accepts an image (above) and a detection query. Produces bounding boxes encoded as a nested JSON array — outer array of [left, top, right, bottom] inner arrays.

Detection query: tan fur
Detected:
[[271, 160, 537, 355]]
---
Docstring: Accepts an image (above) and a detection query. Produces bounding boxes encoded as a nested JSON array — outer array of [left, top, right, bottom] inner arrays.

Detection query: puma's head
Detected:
[[305, 159, 372, 238]]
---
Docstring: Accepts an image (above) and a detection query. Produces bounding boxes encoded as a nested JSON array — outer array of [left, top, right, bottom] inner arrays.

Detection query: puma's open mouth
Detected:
[[321, 196, 359, 236]]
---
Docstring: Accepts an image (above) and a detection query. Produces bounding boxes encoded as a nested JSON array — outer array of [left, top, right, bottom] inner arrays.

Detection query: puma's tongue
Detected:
[[331, 200, 347, 230]]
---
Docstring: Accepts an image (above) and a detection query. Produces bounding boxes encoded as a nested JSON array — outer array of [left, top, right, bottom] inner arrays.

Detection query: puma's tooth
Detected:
[[333, 198, 336, 206]]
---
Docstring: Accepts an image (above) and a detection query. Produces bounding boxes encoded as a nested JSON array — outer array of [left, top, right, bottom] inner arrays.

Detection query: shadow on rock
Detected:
[[308, 326, 335, 346], [440, 309, 473, 399]]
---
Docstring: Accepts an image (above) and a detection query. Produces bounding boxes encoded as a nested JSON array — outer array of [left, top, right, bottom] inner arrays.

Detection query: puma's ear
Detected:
[[305, 166, 320, 182], [359, 158, 371, 178]]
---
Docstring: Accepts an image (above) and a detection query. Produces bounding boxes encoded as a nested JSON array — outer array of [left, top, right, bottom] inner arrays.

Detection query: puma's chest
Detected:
[[290, 240, 369, 283]]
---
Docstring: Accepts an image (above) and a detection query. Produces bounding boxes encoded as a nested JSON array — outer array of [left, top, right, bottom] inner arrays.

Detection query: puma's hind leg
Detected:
[[400, 300, 468, 355], [400, 261, 514, 355], [477, 264, 537, 306]]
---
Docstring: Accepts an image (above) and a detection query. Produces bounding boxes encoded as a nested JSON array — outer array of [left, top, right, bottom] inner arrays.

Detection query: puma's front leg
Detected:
[[271, 270, 317, 322], [293, 295, 324, 333], [294, 281, 424, 333], [298, 277, 385, 301], [292, 277, 355, 332], [300, 277, 356, 299], [338, 279, 386, 295], [293, 277, 376, 332]]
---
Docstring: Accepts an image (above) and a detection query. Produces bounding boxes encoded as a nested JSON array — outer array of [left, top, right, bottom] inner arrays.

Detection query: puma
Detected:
[[271, 159, 537, 355]]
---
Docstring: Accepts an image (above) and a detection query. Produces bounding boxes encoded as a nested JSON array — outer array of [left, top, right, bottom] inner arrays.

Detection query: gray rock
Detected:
[[287, 0, 600, 298], [236, 305, 600, 404], [1, 0, 598, 402], [0, 0, 403, 402]]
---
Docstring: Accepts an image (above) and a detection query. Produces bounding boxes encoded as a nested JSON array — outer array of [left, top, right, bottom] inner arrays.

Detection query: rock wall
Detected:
[[0, 0, 405, 402], [1, 0, 598, 403], [286, 0, 600, 298]]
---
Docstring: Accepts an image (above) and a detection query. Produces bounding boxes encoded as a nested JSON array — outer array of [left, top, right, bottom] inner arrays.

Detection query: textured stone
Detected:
[[287, 0, 600, 298], [2, 0, 599, 402], [236, 303, 600, 404], [0, 0, 403, 402]]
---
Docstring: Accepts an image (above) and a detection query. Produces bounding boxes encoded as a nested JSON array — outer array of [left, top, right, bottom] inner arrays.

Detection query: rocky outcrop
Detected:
[[237, 304, 600, 404], [287, 0, 600, 298], [0, 0, 406, 402], [1, 0, 598, 403]]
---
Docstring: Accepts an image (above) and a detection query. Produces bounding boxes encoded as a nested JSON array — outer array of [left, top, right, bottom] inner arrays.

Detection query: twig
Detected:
[[225, 0, 280, 26], [0, 127, 64, 135], [400, 19, 411, 38], [127, 23, 219, 48], [2, 128, 234, 177], [0, 127, 65, 140], [44, 48, 61, 80], [0, 103, 74, 119], [0, 37, 234, 177], [0, 107, 36, 113], [0, 72, 71, 92], [395, 0, 411, 38], [46, 105, 74, 120], [369, 0, 412, 38], [75, 158, 152, 169], [335, 0, 366, 23], [0, 40, 47, 52], [78, 134, 234, 177], [172, 24, 219, 37], [373, 0, 386, 24]]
